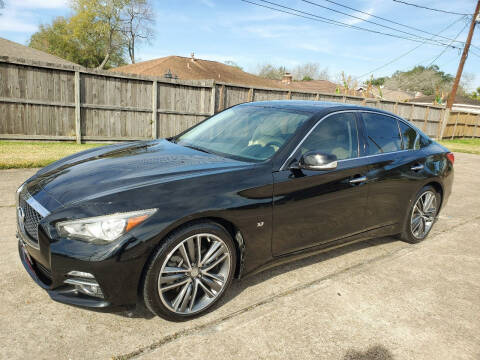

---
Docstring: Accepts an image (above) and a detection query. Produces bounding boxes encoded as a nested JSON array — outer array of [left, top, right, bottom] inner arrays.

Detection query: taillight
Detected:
[[446, 152, 454, 165]]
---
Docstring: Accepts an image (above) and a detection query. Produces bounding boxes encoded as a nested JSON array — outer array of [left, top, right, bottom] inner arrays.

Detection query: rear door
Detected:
[[272, 111, 370, 256], [359, 112, 426, 229]]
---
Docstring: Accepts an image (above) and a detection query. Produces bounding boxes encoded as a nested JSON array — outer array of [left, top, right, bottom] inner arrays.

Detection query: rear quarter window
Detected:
[[398, 120, 418, 150], [361, 112, 402, 155]]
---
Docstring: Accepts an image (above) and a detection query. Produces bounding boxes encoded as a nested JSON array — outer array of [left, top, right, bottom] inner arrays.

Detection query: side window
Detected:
[[362, 113, 402, 155], [398, 120, 418, 150], [300, 112, 358, 160]]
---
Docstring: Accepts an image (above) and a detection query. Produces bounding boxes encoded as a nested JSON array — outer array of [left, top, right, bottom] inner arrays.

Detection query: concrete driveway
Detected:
[[1, 153, 479, 360]]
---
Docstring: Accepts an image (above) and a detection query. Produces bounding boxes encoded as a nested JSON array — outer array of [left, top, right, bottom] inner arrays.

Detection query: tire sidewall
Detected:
[[143, 222, 236, 321], [404, 185, 440, 243]]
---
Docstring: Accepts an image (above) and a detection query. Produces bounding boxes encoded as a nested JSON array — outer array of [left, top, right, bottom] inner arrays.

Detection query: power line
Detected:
[[240, 0, 459, 48], [296, 0, 459, 48], [356, 16, 466, 80], [392, 0, 471, 16], [303, 0, 467, 46], [427, 21, 470, 66]]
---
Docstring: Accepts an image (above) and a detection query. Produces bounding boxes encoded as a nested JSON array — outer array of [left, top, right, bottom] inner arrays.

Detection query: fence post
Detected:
[[393, 102, 398, 115], [74, 71, 81, 144], [210, 81, 216, 115], [152, 80, 157, 139], [315, 93, 319, 101], [219, 84, 226, 112], [248, 88, 254, 102], [439, 108, 450, 140], [474, 114, 479, 139], [287, 90, 292, 100], [409, 104, 414, 123]]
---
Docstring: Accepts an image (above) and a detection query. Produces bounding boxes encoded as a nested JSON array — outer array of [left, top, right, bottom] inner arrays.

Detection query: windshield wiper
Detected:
[[182, 144, 212, 154]]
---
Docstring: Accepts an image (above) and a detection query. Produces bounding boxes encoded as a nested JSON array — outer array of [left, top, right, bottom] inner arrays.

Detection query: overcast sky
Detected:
[[1, 0, 479, 90]]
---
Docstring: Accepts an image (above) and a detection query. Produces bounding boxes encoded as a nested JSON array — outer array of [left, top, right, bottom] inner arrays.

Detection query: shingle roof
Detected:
[[111, 55, 338, 93], [0, 37, 80, 67]]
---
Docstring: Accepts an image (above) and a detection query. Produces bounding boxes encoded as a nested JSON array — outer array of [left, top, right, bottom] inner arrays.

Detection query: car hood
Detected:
[[28, 140, 250, 206]]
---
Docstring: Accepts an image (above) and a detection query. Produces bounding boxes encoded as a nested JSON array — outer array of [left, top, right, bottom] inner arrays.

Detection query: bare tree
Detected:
[[256, 64, 286, 80], [291, 63, 330, 81], [0, 0, 5, 15], [122, 0, 155, 64]]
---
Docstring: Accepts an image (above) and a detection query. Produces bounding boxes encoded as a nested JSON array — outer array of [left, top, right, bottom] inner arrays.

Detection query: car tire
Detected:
[[398, 185, 441, 244], [142, 221, 236, 321]]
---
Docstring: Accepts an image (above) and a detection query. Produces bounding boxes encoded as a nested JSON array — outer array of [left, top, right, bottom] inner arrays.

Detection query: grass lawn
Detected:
[[438, 138, 480, 156], [0, 141, 104, 169]]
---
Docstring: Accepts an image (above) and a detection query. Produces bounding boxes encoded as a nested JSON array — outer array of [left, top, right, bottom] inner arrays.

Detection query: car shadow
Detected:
[[115, 235, 400, 320], [219, 236, 399, 307]]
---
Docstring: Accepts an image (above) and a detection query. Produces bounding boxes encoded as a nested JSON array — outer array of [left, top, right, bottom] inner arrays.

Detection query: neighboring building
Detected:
[[0, 37, 81, 67], [355, 84, 416, 102], [408, 94, 480, 114], [112, 54, 339, 93]]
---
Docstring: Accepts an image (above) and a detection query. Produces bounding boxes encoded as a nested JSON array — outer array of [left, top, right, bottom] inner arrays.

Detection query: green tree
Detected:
[[470, 87, 480, 100], [28, 0, 154, 69], [370, 76, 386, 86], [382, 65, 457, 96]]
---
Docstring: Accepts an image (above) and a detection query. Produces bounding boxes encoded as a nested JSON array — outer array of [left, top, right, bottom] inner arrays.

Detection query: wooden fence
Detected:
[[441, 111, 480, 139], [0, 56, 477, 143]]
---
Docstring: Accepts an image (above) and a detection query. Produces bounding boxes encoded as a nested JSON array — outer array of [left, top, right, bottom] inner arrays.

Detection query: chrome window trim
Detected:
[[280, 109, 419, 171]]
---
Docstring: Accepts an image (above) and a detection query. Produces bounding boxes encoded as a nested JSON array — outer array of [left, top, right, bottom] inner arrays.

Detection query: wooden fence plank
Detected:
[[74, 71, 81, 144], [152, 80, 157, 139]]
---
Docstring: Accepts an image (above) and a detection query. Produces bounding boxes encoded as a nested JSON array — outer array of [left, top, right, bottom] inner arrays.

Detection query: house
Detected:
[[408, 94, 480, 114], [111, 54, 339, 93], [0, 37, 81, 67]]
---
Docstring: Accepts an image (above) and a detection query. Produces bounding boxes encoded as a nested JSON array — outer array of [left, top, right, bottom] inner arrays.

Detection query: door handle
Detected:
[[411, 164, 424, 171], [349, 176, 367, 184]]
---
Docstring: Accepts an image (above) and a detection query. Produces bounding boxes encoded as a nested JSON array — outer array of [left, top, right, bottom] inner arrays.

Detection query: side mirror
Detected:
[[297, 151, 338, 171]]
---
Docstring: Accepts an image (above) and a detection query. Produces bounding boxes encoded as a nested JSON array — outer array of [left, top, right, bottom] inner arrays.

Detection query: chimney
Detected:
[[282, 72, 293, 84], [190, 52, 195, 62]]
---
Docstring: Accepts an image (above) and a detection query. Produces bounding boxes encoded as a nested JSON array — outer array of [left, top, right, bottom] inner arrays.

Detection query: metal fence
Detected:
[[1, 56, 477, 143]]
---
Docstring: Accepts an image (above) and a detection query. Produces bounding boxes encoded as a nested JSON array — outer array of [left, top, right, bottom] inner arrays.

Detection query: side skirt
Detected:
[[241, 224, 398, 279]]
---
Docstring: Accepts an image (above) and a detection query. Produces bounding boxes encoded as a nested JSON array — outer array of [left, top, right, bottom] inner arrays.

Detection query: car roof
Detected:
[[238, 100, 397, 118]]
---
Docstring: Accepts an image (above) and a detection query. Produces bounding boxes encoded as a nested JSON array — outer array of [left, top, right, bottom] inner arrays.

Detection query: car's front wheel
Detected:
[[142, 221, 236, 321], [398, 185, 441, 244]]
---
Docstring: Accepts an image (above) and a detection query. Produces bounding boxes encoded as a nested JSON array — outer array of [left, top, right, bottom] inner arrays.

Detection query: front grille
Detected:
[[19, 192, 44, 242]]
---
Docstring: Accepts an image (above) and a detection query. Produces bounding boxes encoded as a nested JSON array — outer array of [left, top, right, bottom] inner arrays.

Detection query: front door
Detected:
[[272, 112, 370, 256]]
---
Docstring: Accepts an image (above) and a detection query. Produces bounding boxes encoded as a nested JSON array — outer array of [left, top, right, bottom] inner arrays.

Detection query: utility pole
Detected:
[[446, 0, 480, 109]]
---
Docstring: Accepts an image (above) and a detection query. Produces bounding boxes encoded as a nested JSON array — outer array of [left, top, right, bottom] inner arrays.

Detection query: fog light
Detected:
[[65, 271, 104, 298]]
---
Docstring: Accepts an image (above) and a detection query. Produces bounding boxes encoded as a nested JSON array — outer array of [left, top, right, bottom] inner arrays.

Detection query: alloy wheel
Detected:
[[157, 233, 231, 315], [410, 190, 437, 239]]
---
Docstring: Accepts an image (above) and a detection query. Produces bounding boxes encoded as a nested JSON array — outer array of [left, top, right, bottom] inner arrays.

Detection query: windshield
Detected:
[[175, 105, 312, 161]]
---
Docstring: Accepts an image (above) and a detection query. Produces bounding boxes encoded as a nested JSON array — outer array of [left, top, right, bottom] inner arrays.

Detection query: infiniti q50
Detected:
[[17, 101, 454, 321]]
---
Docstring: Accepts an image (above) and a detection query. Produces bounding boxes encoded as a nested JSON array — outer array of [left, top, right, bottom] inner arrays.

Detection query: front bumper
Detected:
[[17, 228, 141, 312]]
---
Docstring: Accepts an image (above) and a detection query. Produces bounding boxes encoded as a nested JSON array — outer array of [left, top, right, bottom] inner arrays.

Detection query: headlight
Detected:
[[56, 209, 157, 243]]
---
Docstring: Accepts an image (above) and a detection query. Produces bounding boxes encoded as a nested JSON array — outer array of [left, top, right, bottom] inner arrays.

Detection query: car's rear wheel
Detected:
[[143, 221, 236, 321], [398, 185, 440, 244]]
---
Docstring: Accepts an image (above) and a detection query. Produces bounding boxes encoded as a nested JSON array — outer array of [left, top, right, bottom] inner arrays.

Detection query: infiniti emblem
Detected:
[[17, 206, 25, 233]]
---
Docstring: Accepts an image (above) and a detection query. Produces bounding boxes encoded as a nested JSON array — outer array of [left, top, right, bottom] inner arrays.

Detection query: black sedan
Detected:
[[17, 101, 454, 321]]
